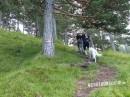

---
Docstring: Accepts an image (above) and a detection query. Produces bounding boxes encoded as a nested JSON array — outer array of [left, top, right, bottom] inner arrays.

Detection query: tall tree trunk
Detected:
[[39, 22, 43, 36], [52, 15, 57, 41], [89, 36, 94, 48], [17, 19, 20, 32], [37, 16, 44, 37], [23, 23, 24, 33], [35, 16, 42, 37], [64, 32, 68, 45], [109, 33, 116, 51], [0, 11, 2, 27], [43, 0, 55, 57], [8, 14, 11, 31], [35, 16, 39, 36]]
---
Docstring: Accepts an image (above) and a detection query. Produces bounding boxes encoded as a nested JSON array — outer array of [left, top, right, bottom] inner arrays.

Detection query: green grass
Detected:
[[1, 29, 129, 97], [90, 50, 130, 97], [0, 29, 84, 97]]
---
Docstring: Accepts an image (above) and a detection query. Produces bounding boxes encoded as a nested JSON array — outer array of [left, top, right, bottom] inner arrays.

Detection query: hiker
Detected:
[[81, 34, 90, 51], [76, 33, 84, 53], [86, 35, 90, 49]]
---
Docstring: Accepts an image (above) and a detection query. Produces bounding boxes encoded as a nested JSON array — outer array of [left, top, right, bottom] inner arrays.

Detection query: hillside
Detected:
[[0, 29, 84, 97], [0, 29, 130, 97]]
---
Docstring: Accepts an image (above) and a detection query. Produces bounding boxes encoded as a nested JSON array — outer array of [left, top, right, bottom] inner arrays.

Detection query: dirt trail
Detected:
[[75, 65, 117, 97]]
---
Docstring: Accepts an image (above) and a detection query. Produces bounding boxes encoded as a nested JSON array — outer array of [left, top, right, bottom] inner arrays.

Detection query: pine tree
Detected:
[[43, 0, 55, 57]]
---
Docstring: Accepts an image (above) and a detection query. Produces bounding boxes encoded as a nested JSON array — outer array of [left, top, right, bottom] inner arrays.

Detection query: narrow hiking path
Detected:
[[75, 64, 117, 97]]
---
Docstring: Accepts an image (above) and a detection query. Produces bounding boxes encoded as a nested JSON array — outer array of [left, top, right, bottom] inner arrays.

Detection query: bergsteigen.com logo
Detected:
[[88, 80, 126, 88]]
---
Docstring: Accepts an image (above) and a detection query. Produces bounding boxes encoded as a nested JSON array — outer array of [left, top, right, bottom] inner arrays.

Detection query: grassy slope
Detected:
[[1, 29, 130, 97], [90, 51, 130, 97], [0, 29, 84, 97]]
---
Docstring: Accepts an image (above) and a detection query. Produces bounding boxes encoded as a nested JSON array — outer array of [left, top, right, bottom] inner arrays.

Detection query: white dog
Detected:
[[87, 47, 102, 63]]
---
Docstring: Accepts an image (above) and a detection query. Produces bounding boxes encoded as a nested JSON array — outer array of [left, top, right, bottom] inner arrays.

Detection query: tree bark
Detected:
[[17, 19, 20, 32], [43, 0, 55, 57], [109, 33, 116, 51], [0, 11, 2, 27], [89, 36, 94, 48], [64, 32, 68, 45], [52, 15, 57, 41], [35, 16, 40, 37]]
